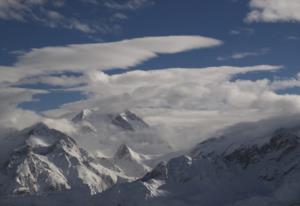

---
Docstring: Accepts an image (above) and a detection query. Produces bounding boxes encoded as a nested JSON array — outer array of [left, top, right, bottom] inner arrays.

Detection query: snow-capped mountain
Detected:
[[95, 126, 300, 206], [2, 121, 300, 206], [71, 108, 172, 155], [110, 110, 149, 131], [0, 123, 128, 196], [72, 109, 148, 132]]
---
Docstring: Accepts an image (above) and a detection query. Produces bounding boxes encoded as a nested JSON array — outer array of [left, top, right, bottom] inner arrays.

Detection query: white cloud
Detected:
[[246, 0, 300, 23], [0, 35, 222, 84], [0, 35, 222, 136], [270, 73, 300, 90], [2, 34, 300, 152], [0, 87, 46, 129], [44, 65, 300, 150]]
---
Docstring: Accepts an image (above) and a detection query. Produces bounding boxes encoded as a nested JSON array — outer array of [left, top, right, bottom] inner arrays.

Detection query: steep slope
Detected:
[[0, 123, 127, 196], [95, 126, 300, 206]]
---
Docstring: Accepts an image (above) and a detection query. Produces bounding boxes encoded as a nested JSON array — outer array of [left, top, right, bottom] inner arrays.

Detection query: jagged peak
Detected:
[[18, 122, 78, 152], [111, 110, 148, 131], [114, 144, 132, 159], [114, 144, 142, 162]]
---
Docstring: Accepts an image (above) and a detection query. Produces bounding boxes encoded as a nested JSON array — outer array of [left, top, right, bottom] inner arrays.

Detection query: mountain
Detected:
[[110, 110, 149, 131], [72, 109, 148, 132], [3, 121, 300, 206], [0, 123, 128, 196], [95, 126, 300, 206], [71, 108, 172, 155], [112, 144, 151, 177]]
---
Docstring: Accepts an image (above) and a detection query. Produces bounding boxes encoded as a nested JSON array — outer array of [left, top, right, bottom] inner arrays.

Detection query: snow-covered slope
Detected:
[[0, 123, 128, 196], [95, 126, 300, 206]]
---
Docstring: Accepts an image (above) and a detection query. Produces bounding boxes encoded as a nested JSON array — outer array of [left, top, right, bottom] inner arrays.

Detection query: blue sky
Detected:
[[0, 0, 300, 115]]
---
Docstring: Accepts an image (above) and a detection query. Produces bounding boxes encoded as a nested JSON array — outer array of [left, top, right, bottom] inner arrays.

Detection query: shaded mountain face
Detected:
[[110, 110, 149, 131], [96, 126, 300, 206], [0, 123, 128, 196]]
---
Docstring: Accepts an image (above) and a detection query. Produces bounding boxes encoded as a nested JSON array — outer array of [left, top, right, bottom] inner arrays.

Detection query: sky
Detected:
[[1, 0, 300, 149]]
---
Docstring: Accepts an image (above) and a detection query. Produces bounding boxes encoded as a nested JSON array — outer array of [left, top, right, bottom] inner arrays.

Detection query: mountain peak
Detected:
[[72, 109, 93, 122], [114, 144, 134, 159], [111, 110, 148, 131]]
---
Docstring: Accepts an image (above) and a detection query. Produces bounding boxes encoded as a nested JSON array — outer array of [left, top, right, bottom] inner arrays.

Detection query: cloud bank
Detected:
[[0, 35, 222, 132], [43, 65, 300, 150], [1, 35, 300, 152]]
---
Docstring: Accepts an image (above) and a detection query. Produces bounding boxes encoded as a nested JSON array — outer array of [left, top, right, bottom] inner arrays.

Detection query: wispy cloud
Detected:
[[271, 73, 300, 90], [217, 48, 270, 61], [0, 35, 223, 85], [287, 36, 299, 41], [229, 28, 255, 36], [0, 0, 153, 33], [104, 0, 154, 10]]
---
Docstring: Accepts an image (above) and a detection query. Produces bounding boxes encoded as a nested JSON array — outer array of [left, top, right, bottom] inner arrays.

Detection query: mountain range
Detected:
[[0, 109, 300, 206]]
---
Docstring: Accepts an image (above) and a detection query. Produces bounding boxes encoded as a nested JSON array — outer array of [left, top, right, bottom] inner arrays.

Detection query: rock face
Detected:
[[95, 126, 300, 206], [0, 123, 126, 196]]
